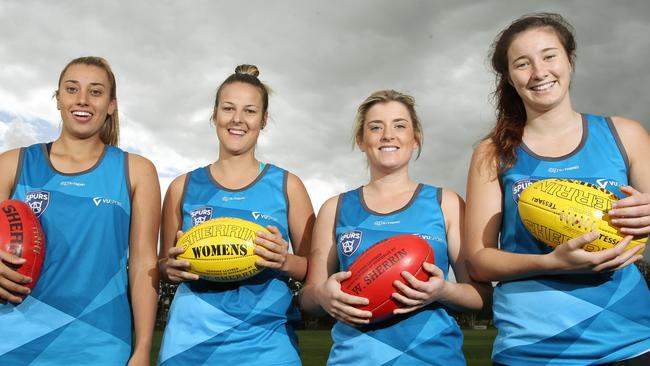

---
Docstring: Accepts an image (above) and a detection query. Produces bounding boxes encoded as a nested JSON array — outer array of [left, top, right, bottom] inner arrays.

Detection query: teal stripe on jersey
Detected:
[[158, 164, 301, 366], [1, 143, 132, 365], [494, 114, 650, 365], [329, 184, 465, 366]]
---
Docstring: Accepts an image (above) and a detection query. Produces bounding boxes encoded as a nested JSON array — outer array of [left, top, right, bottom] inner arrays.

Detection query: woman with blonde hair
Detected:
[[301, 89, 490, 366], [0, 56, 160, 365]]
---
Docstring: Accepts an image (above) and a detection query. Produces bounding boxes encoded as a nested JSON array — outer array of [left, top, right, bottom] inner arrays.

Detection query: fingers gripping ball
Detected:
[[0, 200, 46, 289], [340, 234, 434, 324], [176, 217, 267, 282], [518, 179, 646, 253]]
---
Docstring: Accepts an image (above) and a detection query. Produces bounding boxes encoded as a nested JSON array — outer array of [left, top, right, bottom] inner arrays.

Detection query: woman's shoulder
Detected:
[[609, 115, 648, 133], [609, 116, 650, 147]]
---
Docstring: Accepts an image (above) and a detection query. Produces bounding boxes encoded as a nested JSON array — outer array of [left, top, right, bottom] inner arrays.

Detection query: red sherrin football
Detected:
[[340, 234, 434, 323], [0, 199, 46, 289]]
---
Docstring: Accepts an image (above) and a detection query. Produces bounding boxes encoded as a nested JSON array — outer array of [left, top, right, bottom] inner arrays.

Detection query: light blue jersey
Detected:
[[158, 164, 301, 366], [494, 114, 650, 365], [1, 143, 132, 365], [329, 184, 465, 366]]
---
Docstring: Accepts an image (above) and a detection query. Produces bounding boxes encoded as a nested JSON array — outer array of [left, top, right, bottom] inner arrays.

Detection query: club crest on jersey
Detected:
[[339, 230, 362, 257], [190, 207, 213, 226], [512, 178, 539, 203], [25, 190, 50, 217]]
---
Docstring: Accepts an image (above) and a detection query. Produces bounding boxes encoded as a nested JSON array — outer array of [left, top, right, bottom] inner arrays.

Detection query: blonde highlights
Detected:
[[56, 56, 119, 146], [353, 89, 423, 159]]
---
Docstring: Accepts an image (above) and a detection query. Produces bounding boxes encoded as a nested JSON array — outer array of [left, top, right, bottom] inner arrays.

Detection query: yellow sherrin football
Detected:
[[176, 217, 267, 282], [518, 179, 646, 253]]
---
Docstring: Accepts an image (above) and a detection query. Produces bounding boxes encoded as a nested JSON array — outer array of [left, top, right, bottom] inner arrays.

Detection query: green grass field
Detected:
[[151, 327, 496, 365]]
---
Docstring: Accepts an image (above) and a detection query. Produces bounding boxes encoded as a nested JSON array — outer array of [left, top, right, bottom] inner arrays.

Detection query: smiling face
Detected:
[[357, 101, 419, 173], [507, 26, 573, 114], [214, 82, 267, 157], [56, 64, 116, 141]]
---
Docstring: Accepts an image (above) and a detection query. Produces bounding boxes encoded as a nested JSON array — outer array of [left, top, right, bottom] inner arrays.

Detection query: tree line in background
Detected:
[[155, 260, 650, 330]]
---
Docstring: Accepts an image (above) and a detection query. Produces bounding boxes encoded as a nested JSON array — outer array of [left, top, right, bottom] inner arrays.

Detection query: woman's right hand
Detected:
[[316, 271, 372, 326], [545, 231, 645, 274], [160, 231, 199, 283], [0, 249, 32, 304]]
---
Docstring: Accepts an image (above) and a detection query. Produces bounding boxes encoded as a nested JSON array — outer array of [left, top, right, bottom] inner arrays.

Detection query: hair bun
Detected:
[[235, 64, 260, 78]]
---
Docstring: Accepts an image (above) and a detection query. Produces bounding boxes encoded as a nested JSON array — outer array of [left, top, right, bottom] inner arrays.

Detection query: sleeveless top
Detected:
[[328, 184, 465, 366], [158, 164, 301, 366], [494, 114, 650, 365], [1, 143, 132, 365]]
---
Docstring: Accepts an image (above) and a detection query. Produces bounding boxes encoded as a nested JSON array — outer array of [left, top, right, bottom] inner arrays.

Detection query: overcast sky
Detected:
[[1, 0, 649, 219]]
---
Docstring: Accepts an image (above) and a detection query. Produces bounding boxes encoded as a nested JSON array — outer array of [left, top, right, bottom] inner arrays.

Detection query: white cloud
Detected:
[[0, 115, 43, 151]]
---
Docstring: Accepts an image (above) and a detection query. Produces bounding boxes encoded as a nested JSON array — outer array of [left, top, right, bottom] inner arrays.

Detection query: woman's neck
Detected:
[[49, 135, 106, 173], [210, 154, 260, 189], [524, 95, 579, 137]]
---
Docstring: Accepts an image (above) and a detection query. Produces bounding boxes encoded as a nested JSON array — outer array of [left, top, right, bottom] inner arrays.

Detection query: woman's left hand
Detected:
[[609, 186, 650, 236], [391, 262, 448, 315], [254, 225, 290, 272]]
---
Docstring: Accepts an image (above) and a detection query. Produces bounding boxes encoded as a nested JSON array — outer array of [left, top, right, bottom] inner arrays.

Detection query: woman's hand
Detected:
[[254, 225, 290, 272], [609, 186, 650, 236], [160, 231, 199, 283], [391, 262, 448, 315], [545, 231, 644, 274], [316, 271, 372, 326], [0, 249, 32, 304]]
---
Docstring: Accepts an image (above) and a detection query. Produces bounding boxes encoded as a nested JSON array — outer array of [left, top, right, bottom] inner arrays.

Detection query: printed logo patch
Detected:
[[251, 211, 280, 224], [59, 181, 85, 187], [512, 178, 539, 203], [93, 197, 123, 207], [25, 190, 50, 217], [547, 165, 580, 174], [222, 196, 245, 202], [595, 178, 621, 190], [418, 234, 444, 243], [595, 178, 624, 198], [190, 207, 213, 226], [373, 220, 400, 226], [339, 230, 362, 257]]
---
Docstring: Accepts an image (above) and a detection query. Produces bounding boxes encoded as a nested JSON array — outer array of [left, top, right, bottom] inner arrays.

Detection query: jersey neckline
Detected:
[[205, 163, 270, 192], [519, 113, 588, 162], [358, 183, 423, 216], [40, 142, 109, 176]]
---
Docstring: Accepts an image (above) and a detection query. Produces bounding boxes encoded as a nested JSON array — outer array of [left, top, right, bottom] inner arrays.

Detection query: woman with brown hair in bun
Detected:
[[157, 64, 314, 365]]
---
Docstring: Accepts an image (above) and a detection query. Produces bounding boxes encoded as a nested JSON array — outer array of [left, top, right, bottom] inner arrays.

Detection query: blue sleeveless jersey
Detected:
[[158, 164, 301, 366], [328, 184, 465, 366], [0, 143, 132, 365], [494, 114, 650, 365]]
